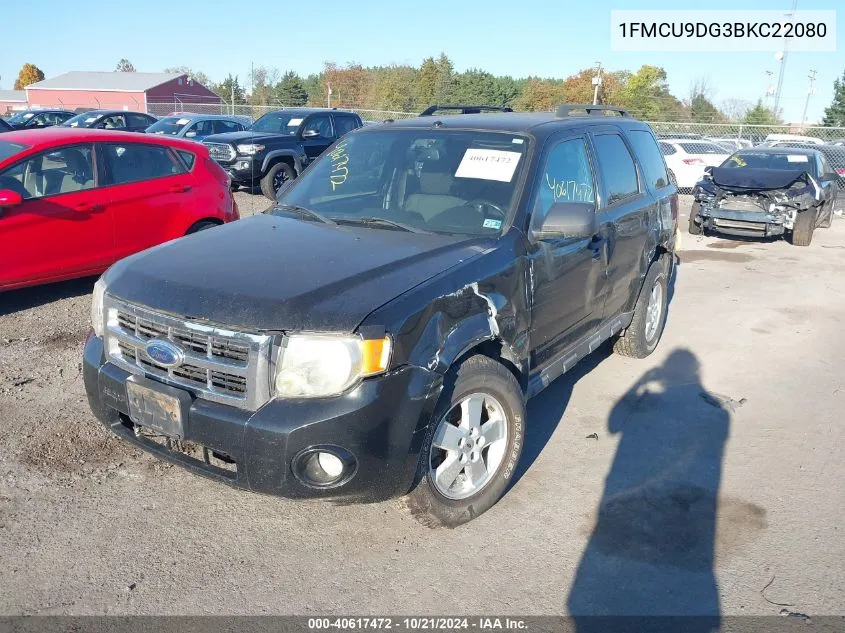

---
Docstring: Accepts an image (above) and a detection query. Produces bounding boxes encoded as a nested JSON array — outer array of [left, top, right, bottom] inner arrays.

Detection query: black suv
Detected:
[[5, 109, 75, 129], [60, 109, 157, 133], [83, 104, 678, 526], [202, 108, 363, 199]]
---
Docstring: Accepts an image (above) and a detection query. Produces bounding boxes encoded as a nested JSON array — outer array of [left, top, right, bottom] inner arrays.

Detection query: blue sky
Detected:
[[1, 0, 841, 123]]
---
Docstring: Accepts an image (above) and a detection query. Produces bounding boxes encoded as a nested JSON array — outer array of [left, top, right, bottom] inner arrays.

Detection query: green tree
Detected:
[[743, 100, 782, 125], [214, 74, 246, 105], [371, 65, 419, 111], [13, 63, 45, 89], [453, 69, 503, 105], [115, 58, 136, 72], [433, 53, 455, 104], [276, 71, 308, 106], [416, 57, 438, 108], [164, 66, 211, 88], [822, 69, 845, 127], [616, 65, 683, 120]]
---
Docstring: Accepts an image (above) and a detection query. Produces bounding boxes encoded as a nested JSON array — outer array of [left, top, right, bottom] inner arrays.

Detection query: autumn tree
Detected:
[[822, 69, 845, 127], [513, 78, 566, 111], [115, 58, 136, 72], [14, 63, 45, 89], [277, 71, 308, 106], [371, 65, 419, 111], [323, 62, 372, 108]]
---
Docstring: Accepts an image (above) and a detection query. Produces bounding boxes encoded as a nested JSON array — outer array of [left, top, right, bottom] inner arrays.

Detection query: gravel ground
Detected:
[[1, 194, 844, 616]]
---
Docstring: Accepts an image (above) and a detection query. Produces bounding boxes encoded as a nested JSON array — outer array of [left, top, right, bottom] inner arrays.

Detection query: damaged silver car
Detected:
[[689, 147, 839, 246]]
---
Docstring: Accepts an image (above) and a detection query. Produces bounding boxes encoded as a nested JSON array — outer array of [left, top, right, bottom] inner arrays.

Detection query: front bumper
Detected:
[[694, 205, 787, 238], [213, 155, 262, 184], [83, 335, 440, 502]]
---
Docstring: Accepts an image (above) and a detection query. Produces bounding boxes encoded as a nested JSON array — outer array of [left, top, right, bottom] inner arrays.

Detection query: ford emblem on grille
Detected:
[[144, 340, 185, 368]]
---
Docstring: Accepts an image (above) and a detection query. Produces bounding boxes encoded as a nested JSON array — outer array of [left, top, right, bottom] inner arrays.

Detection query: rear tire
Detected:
[[688, 201, 702, 235], [614, 257, 670, 359], [186, 220, 220, 235], [789, 208, 816, 246], [260, 161, 295, 200], [400, 355, 524, 528]]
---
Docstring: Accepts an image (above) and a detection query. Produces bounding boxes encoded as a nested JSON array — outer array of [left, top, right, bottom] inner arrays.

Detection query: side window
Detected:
[[592, 134, 639, 205], [187, 120, 213, 137], [627, 130, 670, 190], [102, 114, 127, 129], [531, 137, 595, 228], [302, 114, 333, 139], [176, 150, 196, 170], [334, 116, 358, 137], [658, 142, 676, 156], [0, 145, 94, 199], [214, 120, 240, 134], [815, 154, 826, 177], [99, 143, 185, 186], [127, 113, 153, 129], [28, 114, 48, 127]]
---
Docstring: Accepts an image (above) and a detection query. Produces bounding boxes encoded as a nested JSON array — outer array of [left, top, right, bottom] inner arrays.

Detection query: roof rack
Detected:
[[556, 104, 631, 118], [419, 104, 514, 116]]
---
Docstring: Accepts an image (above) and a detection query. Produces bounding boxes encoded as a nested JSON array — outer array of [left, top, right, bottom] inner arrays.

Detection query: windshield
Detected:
[[62, 112, 102, 128], [0, 141, 29, 162], [7, 111, 35, 124], [275, 129, 529, 236], [722, 152, 817, 175], [146, 116, 190, 135], [251, 112, 305, 134]]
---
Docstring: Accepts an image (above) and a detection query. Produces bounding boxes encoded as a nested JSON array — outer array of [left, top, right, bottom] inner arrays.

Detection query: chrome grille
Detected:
[[205, 142, 235, 162], [105, 296, 273, 410]]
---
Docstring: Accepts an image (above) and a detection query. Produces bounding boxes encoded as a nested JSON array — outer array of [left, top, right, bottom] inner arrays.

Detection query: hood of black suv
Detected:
[[104, 215, 491, 332], [202, 130, 298, 145]]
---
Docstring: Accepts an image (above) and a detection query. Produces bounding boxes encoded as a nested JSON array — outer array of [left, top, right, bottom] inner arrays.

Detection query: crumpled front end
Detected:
[[693, 168, 821, 238]]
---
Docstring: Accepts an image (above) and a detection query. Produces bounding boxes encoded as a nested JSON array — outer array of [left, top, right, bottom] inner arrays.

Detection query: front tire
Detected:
[[789, 208, 816, 246], [818, 202, 833, 229], [614, 256, 670, 359], [260, 161, 295, 200], [186, 220, 220, 235], [401, 355, 524, 528], [688, 201, 702, 235]]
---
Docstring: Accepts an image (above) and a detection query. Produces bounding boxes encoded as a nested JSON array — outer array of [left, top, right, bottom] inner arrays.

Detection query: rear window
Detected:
[[679, 142, 728, 155], [0, 141, 29, 162], [592, 134, 639, 205], [627, 130, 670, 190]]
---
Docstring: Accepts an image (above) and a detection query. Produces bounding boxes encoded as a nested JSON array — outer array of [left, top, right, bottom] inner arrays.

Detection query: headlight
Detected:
[[275, 334, 392, 398], [91, 277, 107, 337], [236, 143, 265, 155]]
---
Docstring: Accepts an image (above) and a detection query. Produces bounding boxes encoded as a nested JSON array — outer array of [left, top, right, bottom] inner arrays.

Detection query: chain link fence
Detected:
[[144, 102, 418, 122]]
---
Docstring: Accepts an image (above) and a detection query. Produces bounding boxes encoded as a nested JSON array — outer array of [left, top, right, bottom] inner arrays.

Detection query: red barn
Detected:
[[25, 72, 221, 114]]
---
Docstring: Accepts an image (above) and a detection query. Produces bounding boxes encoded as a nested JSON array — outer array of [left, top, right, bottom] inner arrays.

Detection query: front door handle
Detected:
[[590, 234, 609, 266], [72, 202, 101, 213], [167, 184, 191, 193]]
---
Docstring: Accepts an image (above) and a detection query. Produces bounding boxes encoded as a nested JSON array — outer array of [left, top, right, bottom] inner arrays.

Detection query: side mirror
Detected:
[[185, 130, 197, 138], [0, 189, 23, 209], [533, 202, 597, 240], [703, 165, 714, 176], [823, 172, 839, 182], [302, 129, 320, 139]]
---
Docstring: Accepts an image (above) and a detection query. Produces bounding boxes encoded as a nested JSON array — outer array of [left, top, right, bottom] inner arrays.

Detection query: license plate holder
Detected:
[[126, 377, 190, 439]]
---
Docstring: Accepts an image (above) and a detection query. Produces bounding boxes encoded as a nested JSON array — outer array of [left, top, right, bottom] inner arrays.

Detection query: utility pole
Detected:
[[773, 0, 798, 117], [801, 69, 818, 130], [764, 70, 775, 105], [592, 62, 603, 105], [327, 83, 332, 108]]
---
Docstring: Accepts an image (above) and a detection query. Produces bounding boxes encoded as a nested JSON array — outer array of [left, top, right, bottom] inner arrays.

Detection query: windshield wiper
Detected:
[[334, 216, 430, 234], [270, 204, 336, 225]]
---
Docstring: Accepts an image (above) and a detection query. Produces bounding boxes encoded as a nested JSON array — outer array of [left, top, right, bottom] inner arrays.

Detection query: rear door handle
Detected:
[[72, 202, 101, 213], [167, 184, 191, 193]]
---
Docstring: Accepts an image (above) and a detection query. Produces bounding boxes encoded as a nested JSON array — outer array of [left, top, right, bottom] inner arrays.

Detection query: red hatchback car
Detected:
[[0, 128, 239, 291]]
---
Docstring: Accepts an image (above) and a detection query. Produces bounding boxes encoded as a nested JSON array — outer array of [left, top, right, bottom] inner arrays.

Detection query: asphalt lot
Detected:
[[1, 194, 844, 616]]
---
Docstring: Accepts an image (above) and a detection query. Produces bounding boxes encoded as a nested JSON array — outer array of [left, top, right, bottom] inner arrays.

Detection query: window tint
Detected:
[[187, 120, 214, 137], [101, 114, 127, 129], [214, 120, 242, 134], [127, 113, 153, 128], [176, 150, 196, 170], [0, 145, 94, 199], [627, 130, 670, 189], [678, 142, 728, 155], [592, 134, 639, 205], [532, 138, 595, 227], [303, 114, 333, 138], [334, 116, 358, 137], [99, 143, 185, 185], [659, 142, 676, 156]]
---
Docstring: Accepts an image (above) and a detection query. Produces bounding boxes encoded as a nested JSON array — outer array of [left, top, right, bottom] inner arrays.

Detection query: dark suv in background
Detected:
[[83, 104, 677, 526], [60, 109, 158, 132], [202, 108, 363, 199], [6, 109, 75, 129]]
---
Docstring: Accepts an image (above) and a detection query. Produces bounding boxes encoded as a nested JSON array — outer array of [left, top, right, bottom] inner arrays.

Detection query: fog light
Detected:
[[237, 161, 250, 170], [292, 446, 357, 488]]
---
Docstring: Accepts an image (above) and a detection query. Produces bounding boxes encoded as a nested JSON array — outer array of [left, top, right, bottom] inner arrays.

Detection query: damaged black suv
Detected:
[[83, 105, 678, 526]]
